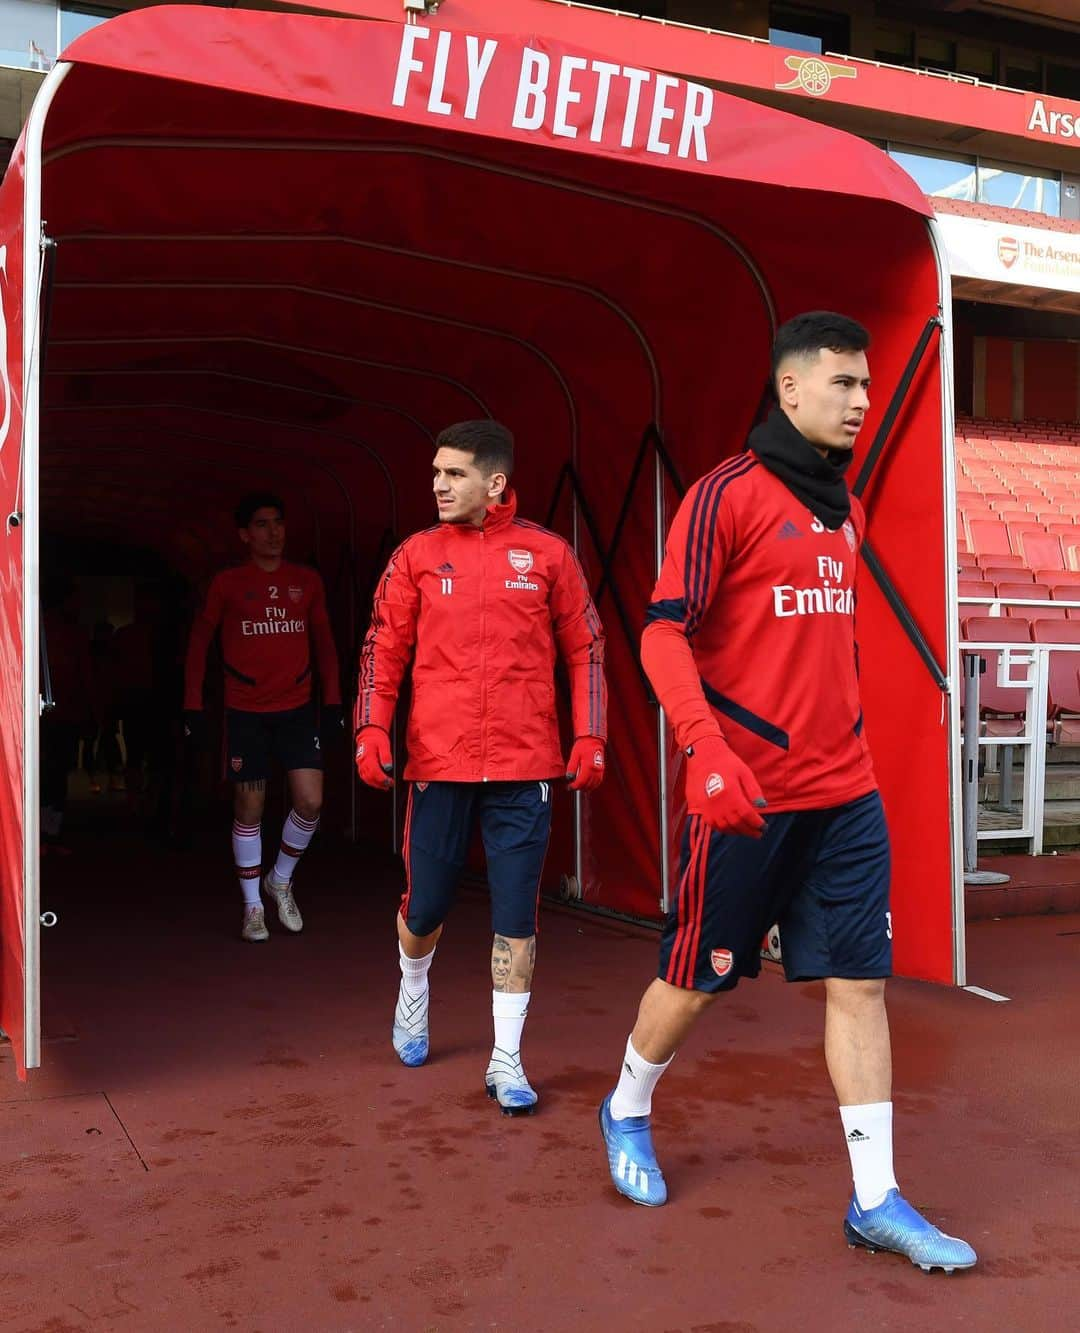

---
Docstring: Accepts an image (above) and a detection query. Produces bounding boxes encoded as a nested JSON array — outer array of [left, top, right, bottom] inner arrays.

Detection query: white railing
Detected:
[[958, 593, 1080, 856]]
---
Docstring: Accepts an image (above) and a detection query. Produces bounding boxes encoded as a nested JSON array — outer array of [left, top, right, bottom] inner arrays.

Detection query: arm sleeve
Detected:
[[640, 477, 735, 751], [551, 543, 607, 741], [183, 575, 226, 711], [355, 540, 420, 734], [309, 574, 342, 706]]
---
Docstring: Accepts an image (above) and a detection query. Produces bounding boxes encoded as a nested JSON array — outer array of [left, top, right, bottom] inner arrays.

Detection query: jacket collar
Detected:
[[482, 488, 517, 533]]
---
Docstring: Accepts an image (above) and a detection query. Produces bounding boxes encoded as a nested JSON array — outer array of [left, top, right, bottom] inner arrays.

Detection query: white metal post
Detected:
[[927, 216, 967, 985], [20, 62, 71, 1070]]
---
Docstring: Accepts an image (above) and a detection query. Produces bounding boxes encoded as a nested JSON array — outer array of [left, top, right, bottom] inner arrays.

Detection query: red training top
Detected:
[[184, 560, 341, 713], [643, 454, 876, 811], [357, 490, 606, 782]]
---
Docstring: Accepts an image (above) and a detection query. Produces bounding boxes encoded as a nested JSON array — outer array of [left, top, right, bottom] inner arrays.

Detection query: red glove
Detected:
[[566, 736, 606, 792], [355, 725, 394, 790], [685, 734, 766, 838]]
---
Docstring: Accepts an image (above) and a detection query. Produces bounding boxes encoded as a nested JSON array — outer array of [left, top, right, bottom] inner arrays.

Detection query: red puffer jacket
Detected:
[[356, 491, 606, 782]]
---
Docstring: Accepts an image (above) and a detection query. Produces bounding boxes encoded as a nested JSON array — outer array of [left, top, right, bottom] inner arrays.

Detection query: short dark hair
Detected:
[[235, 492, 285, 528], [771, 312, 870, 387], [435, 420, 514, 479]]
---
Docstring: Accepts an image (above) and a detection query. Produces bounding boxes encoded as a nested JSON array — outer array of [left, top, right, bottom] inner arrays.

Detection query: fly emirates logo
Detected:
[[242, 604, 307, 636], [773, 556, 854, 618]]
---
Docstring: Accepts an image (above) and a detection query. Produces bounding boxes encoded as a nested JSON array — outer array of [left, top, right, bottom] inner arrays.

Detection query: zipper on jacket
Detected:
[[478, 527, 488, 780]]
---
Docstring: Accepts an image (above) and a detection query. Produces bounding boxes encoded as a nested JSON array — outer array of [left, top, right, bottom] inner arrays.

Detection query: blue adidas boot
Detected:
[[844, 1189, 977, 1273], [599, 1092, 667, 1207]]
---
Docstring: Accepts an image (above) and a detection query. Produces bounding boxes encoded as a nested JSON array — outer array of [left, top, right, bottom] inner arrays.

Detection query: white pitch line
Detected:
[[964, 985, 1011, 1002]]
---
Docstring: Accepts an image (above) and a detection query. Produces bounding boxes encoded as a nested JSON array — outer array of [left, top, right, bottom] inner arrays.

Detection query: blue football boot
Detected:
[[392, 982, 429, 1068], [485, 1049, 538, 1115], [599, 1092, 667, 1207], [844, 1189, 977, 1273]]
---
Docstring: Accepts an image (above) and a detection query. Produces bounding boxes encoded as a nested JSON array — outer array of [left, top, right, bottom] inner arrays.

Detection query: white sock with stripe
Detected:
[[395, 942, 434, 1038], [609, 1035, 673, 1120], [489, 991, 530, 1081], [232, 820, 262, 906], [840, 1102, 898, 1210], [272, 809, 319, 885]]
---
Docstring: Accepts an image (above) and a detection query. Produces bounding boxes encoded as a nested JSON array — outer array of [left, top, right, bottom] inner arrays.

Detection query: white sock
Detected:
[[609, 1035, 673, 1121], [395, 943, 434, 1037], [840, 1102, 898, 1210], [232, 819, 262, 906], [489, 991, 530, 1078], [273, 809, 319, 884]]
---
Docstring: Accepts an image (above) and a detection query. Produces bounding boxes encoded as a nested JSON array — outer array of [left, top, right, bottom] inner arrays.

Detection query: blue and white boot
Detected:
[[485, 1049, 538, 1115], [844, 1189, 977, 1273], [392, 981, 429, 1068], [599, 1092, 667, 1207]]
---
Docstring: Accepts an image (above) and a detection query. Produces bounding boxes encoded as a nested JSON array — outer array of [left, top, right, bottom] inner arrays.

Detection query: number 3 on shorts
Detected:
[[885, 910, 893, 940]]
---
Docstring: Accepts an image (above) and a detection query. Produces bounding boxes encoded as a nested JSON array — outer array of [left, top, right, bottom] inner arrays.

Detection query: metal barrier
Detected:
[[958, 593, 1080, 857]]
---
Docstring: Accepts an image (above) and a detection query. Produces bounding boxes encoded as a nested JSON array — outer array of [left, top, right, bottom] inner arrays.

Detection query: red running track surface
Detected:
[[2, 831, 1078, 1330]]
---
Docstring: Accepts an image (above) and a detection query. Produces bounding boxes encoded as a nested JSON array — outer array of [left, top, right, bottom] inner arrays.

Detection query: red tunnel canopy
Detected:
[[0, 8, 958, 1077]]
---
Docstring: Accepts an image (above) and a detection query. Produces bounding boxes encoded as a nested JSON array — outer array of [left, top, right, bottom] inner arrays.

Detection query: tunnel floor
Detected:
[[2, 816, 1078, 1331]]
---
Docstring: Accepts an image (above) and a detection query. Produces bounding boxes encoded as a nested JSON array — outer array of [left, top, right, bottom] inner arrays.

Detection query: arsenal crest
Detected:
[[710, 948, 734, 978], [997, 235, 1019, 269], [288, 585, 303, 604], [230, 757, 243, 772], [843, 520, 856, 551], [508, 549, 534, 576]]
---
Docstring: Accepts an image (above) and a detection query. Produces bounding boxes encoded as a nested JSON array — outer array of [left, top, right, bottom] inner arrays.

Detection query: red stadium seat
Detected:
[[960, 616, 1032, 734], [1031, 622, 1080, 741], [998, 583, 1050, 616], [975, 552, 1024, 569], [967, 520, 1012, 557], [958, 579, 995, 598], [1046, 522, 1079, 541], [981, 566, 1032, 585], [1018, 532, 1065, 571]]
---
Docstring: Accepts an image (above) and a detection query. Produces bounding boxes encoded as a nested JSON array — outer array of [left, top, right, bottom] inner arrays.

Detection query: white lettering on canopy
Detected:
[[464, 35, 498, 121], [392, 26, 714, 163]]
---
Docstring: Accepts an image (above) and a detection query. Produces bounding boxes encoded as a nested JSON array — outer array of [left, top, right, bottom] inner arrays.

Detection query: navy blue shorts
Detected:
[[401, 780, 555, 938], [659, 790, 892, 992], [225, 703, 322, 783]]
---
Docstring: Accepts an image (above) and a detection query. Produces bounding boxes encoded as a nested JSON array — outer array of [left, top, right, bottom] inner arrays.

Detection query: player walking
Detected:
[[598, 313, 976, 1273], [356, 420, 606, 1114], [184, 493, 342, 941]]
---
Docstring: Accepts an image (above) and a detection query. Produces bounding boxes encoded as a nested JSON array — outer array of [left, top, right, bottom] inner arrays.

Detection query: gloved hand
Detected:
[[321, 703, 344, 744], [566, 736, 606, 792], [183, 709, 207, 749], [355, 725, 394, 790], [685, 734, 766, 838]]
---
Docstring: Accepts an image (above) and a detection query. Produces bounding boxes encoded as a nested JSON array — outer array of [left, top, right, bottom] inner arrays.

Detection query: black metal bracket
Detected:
[[544, 425, 686, 701], [851, 315, 950, 692]]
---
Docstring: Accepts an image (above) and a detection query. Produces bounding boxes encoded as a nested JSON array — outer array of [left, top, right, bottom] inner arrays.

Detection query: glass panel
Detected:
[[874, 24, 913, 66], [889, 146, 976, 201], [978, 162, 1061, 217], [769, 27, 822, 54], [917, 36, 956, 74], [60, 8, 114, 50], [0, 0, 57, 72], [1004, 51, 1041, 92], [1047, 63, 1080, 102], [957, 43, 995, 81], [768, 6, 848, 54]]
